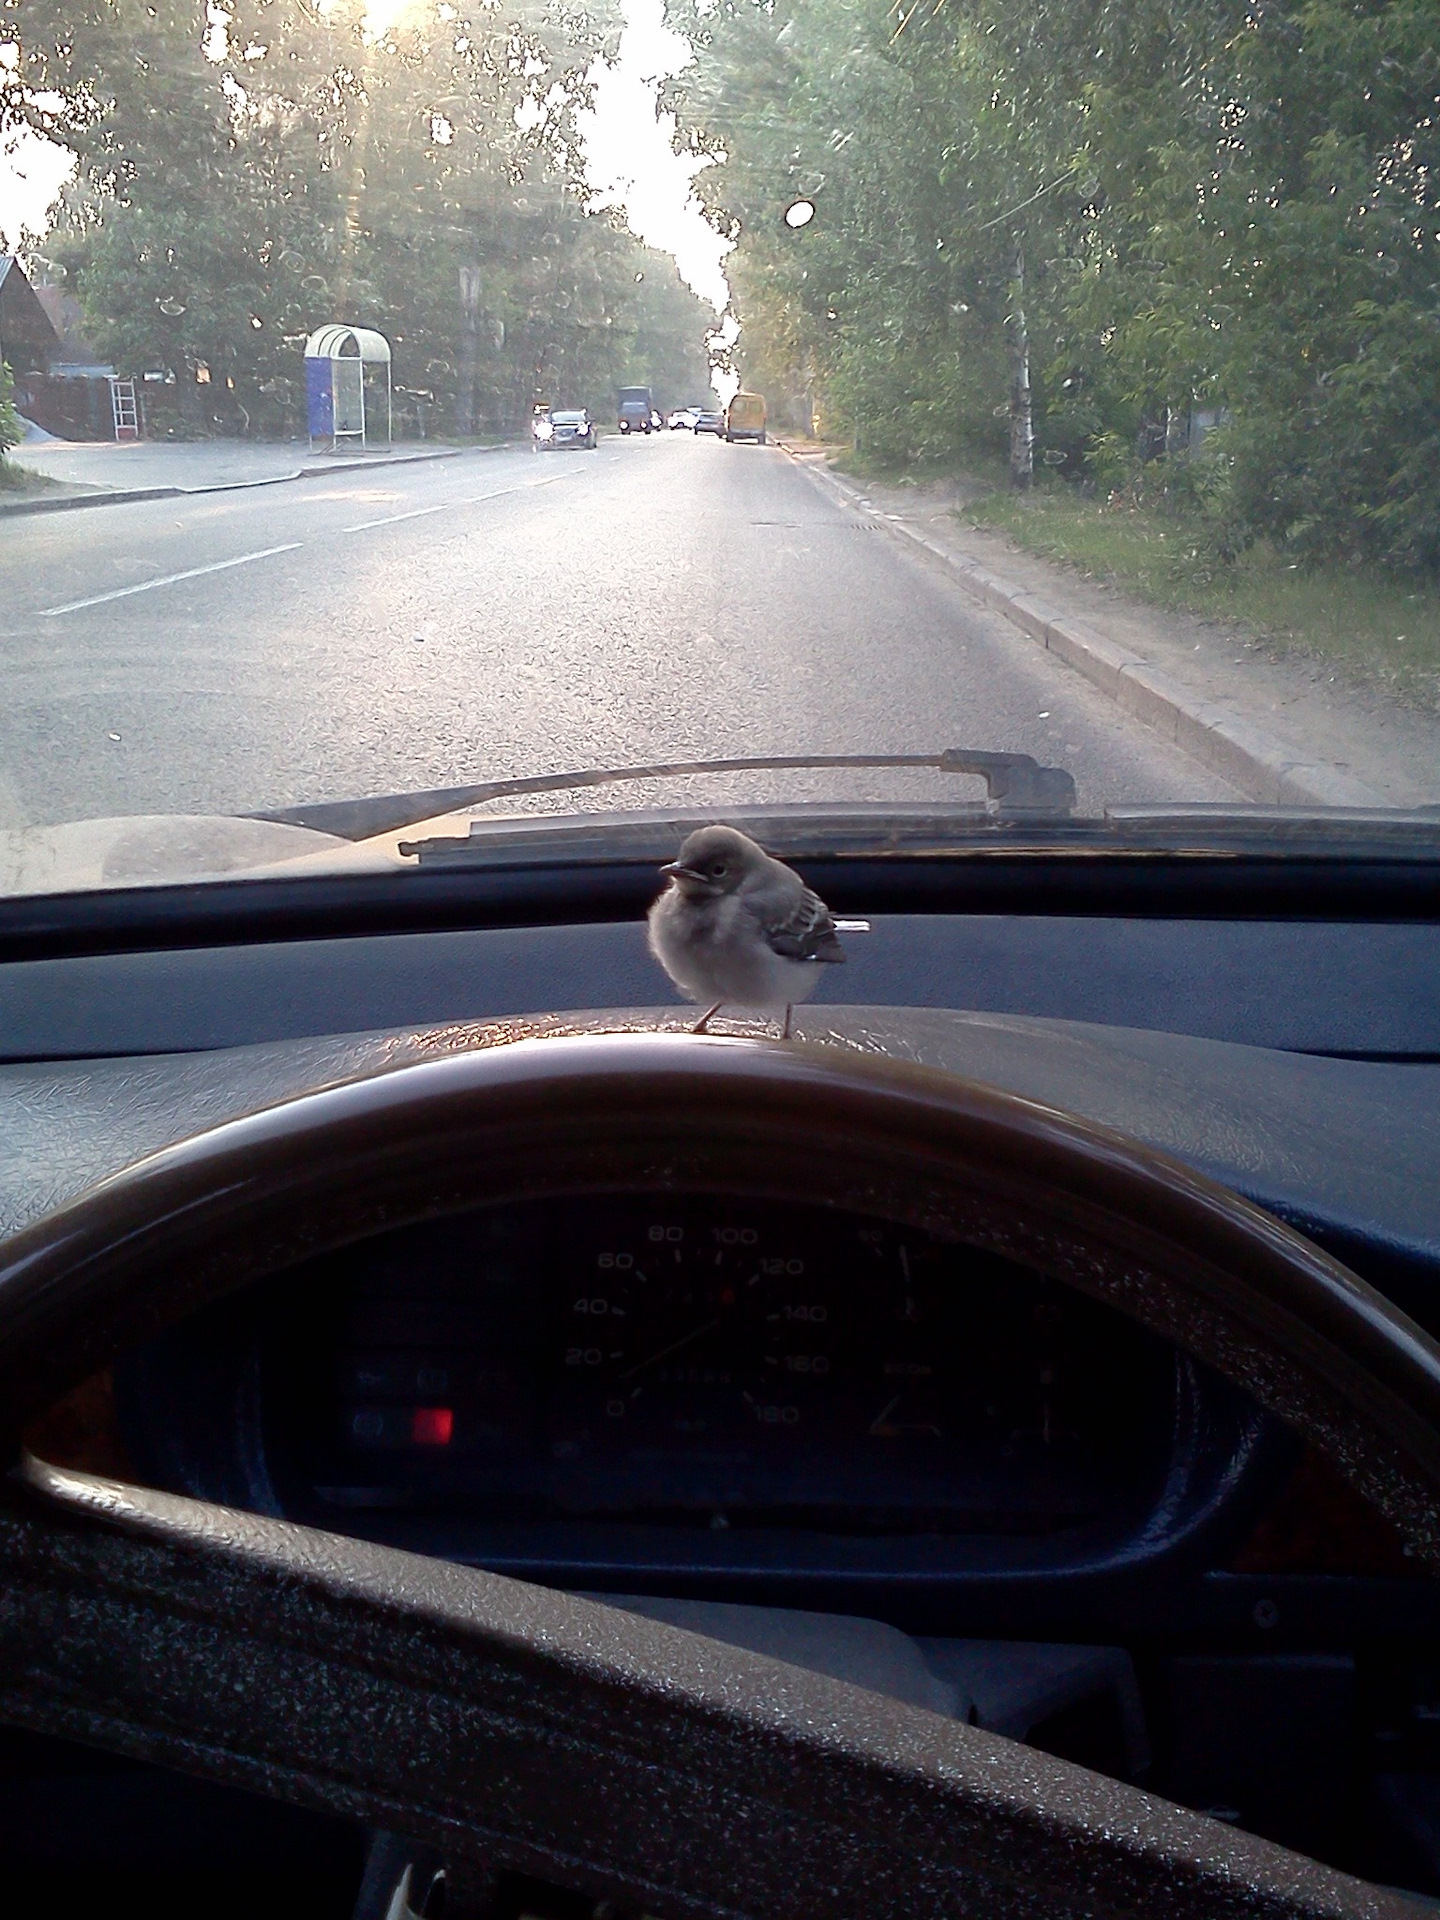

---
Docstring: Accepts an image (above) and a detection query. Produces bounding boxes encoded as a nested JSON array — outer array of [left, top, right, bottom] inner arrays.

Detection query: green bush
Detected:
[[828, 329, 1009, 469], [0, 361, 21, 455], [1216, 302, 1440, 573]]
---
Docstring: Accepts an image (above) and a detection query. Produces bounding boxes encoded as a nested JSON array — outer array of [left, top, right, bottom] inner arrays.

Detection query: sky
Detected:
[[0, 121, 77, 250], [0, 0, 733, 320], [575, 0, 731, 313]]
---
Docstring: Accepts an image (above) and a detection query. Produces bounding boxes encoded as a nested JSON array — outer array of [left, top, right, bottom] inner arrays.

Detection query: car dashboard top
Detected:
[[3, 892, 1438, 1643]]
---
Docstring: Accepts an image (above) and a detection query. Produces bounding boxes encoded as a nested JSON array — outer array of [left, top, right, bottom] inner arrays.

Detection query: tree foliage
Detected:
[[672, 0, 1440, 569], [8, 0, 712, 434]]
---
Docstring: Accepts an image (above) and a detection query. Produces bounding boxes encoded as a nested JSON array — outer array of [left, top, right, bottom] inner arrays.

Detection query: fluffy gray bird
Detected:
[[648, 824, 853, 1037]]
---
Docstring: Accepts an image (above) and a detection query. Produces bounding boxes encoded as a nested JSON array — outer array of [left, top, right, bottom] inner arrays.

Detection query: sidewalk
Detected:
[[779, 440, 1440, 810], [2, 436, 487, 516]]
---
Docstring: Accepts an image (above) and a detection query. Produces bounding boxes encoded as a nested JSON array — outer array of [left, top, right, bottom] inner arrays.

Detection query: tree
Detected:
[[672, 0, 1440, 568], [11, 0, 712, 436]]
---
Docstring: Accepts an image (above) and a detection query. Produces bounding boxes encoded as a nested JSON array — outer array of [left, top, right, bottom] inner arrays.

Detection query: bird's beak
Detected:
[[661, 862, 707, 882]]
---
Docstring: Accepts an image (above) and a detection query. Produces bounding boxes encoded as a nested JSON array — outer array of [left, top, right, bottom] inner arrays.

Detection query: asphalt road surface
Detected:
[[1, 434, 1239, 829]]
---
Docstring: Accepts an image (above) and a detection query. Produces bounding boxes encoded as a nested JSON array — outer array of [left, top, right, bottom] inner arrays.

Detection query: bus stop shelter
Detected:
[[304, 325, 392, 453]]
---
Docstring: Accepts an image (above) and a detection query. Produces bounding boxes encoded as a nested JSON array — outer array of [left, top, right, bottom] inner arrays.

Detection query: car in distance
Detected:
[[543, 408, 597, 450], [693, 409, 725, 436], [726, 391, 767, 443], [668, 407, 699, 430], [617, 386, 654, 433]]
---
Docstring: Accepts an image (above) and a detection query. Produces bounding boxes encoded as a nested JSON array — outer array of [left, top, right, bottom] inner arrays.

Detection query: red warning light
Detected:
[[412, 1406, 454, 1446]]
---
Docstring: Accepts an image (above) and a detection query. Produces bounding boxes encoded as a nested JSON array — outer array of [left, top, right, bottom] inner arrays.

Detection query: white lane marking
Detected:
[[340, 471, 569, 534], [340, 497, 502, 533], [34, 469, 574, 613], [37, 543, 304, 617]]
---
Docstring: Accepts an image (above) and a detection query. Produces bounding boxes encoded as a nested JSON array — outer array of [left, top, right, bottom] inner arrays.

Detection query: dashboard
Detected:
[[4, 865, 1438, 1900], [8, 984, 1437, 1644]]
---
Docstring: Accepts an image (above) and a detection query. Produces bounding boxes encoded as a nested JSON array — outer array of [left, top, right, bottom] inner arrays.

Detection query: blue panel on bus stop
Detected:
[[305, 357, 333, 438]]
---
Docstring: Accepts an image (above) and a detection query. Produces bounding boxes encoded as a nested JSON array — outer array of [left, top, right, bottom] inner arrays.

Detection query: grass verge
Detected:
[[0, 457, 61, 498], [964, 485, 1440, 709]]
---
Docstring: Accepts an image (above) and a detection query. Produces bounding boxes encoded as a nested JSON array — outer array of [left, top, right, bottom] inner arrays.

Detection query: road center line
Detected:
[[36, 469, 577, 612], [340, 497, 500, 533], [340, 471, 569, 534], [37, 543, 304, 617]]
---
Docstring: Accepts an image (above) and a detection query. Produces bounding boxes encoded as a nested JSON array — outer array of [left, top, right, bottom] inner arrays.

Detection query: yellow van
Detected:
[[725, 391, 767, 443]]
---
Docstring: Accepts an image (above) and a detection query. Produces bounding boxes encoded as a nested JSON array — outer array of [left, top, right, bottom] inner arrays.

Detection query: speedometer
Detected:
[[550, 1211, 850, 1451]]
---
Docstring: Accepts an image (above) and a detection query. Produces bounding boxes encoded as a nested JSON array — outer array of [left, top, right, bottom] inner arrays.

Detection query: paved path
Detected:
[[0, 433, 1240, 830]]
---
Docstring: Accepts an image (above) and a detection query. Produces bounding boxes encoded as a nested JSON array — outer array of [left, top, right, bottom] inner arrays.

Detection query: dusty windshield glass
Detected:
[[0, 0, 1437, 892]]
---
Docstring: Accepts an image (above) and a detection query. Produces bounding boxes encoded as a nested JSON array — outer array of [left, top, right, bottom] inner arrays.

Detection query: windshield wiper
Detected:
[[249, 748, 1078, 842], [387, 798, 1440, 872]]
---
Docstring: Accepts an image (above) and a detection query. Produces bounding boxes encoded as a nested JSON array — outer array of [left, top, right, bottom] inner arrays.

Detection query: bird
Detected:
[[647, 823, 860, 1038]]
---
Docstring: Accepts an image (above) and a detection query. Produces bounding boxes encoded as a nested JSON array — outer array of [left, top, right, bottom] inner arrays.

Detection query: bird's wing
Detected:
[[753, 883, 847, 963]]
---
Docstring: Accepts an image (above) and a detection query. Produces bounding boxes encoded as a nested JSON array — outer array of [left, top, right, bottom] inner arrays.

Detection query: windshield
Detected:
[[1, 0, 1437, 892]]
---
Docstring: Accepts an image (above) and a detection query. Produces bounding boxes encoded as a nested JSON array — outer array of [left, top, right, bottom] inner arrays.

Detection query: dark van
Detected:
[[617, 386, 654, 434]]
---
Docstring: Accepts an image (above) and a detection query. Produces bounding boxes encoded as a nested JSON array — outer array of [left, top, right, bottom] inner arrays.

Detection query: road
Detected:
[[0, 434, 1239, 829]]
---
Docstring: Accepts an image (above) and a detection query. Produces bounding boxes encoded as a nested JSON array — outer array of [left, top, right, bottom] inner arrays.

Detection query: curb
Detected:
[[781, 444, 1385, 809], [0, 442, 506, 520], [0, 482, 183, 517]]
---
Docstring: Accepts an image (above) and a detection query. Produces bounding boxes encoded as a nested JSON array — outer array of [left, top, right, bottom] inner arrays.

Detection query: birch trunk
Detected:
[[1008, 237, 1034, 491]]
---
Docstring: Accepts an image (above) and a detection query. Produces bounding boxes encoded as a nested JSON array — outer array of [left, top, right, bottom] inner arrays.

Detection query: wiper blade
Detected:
[[249, 748, 1078, 842], [1109, 803, 1440, 829], [393, 799, 1440, 872]]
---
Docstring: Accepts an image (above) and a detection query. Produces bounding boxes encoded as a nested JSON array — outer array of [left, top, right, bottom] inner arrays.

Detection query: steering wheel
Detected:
[[0, 1028, 1434, 1920]]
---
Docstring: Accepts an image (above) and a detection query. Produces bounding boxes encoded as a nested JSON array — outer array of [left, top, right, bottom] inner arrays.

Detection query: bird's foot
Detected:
[[781, 1003, 793, 1040], [692, 1003, 723, 1034]]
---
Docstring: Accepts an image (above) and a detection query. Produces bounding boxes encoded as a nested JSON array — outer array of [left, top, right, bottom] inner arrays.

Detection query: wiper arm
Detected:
[[249, 748, 1077, 842]]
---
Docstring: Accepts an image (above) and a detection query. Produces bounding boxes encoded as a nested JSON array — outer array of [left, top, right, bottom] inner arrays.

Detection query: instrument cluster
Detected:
[[258, 1196, 1184, 1537]]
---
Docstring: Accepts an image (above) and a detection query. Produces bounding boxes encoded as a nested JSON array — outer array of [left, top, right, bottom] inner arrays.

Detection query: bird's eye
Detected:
[[711, 862, 727, 876]]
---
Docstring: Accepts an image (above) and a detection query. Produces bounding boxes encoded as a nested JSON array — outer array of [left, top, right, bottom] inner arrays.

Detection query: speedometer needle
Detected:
[[617, 1316, 722, 1383]]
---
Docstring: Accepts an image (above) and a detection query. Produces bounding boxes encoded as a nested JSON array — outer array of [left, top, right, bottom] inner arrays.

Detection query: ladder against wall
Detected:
[[109, 378, 139, 441]]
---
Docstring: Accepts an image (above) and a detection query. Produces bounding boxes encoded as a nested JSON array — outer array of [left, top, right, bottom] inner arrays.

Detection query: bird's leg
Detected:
[[781, 1003, 793, 1040], [692, 1002, 723, 1034]]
